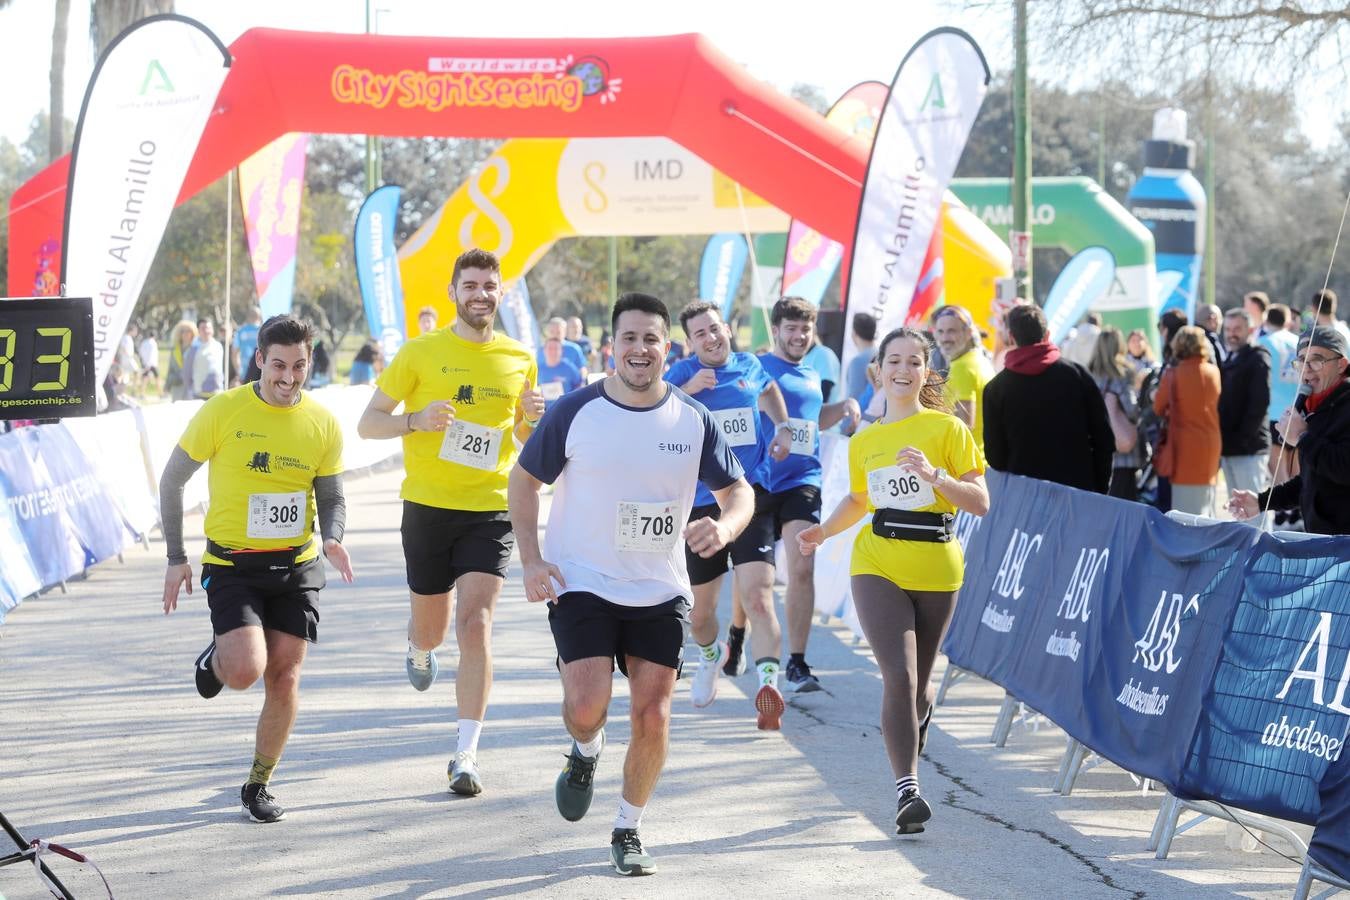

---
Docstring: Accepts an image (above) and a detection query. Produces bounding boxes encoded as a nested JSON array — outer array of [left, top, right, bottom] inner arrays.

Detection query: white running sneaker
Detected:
[[690, 642, 726, 708], [448, 751, 482, 796]]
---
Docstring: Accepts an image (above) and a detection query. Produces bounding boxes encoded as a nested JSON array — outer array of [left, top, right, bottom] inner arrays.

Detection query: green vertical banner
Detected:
[[950, 176, 1158, 347], [750, 232, 787, 350]]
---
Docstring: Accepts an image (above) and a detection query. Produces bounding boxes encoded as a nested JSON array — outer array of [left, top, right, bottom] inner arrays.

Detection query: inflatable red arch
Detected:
[[6, 28, 873, 298]]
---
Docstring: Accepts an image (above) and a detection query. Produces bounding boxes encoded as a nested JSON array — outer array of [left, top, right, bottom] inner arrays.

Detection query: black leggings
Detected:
[[850, 576, 958, 779]]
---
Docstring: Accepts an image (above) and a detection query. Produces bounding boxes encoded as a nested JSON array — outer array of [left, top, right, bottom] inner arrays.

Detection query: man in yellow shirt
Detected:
[[358, 248, 544, 796], [933, 305, 994, 453], [160, 315, 355, 823]]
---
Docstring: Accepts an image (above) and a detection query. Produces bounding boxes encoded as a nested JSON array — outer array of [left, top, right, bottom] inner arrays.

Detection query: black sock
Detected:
[[789, 652, 806, 667], [728, 625, 746, 643]]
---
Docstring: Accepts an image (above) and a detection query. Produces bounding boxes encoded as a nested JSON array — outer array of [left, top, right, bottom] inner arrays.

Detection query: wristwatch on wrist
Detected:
[[775, 421, 792, 432], [931, 467, 947, 486]]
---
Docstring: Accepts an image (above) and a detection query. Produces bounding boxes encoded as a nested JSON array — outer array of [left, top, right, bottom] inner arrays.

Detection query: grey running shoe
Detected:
[[195, 641, 223, 699], [896, 788, 931, 835], [555, 731, 604, 822], [406, 649, 438, 692], [448, 751, 483, 796], [610, 828, 657, 876], [241, 782, 285, 823], [784, 659, 822, 693]]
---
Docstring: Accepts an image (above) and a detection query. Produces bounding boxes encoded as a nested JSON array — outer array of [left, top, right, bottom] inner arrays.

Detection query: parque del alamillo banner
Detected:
[[61, 14, 231, 388], [841, 28, 989, 371]]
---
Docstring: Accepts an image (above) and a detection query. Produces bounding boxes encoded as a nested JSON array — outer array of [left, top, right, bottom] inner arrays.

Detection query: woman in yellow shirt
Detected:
[[798, 327, 989, 836]]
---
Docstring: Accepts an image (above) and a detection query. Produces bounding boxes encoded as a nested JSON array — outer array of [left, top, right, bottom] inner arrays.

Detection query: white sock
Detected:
[[407, 642, 431, 670], [756, 658, 780, 689], [456, 719, 482, 755], [615, 797, 644, 830], [575, 728, 604, 759], [699, 641, 721, 661], [896, 774, 919, 799]]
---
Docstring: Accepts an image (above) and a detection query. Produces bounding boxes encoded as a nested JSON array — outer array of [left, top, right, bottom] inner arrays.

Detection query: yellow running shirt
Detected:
[[943, 349, 995, 454], [377, 328, 537, 511], [847, 409, 984, 592], [179, 384, 343, 566]]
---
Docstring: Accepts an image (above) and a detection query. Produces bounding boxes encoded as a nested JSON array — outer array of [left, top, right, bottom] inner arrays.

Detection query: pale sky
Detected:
[[0, 0, 1336, 152], [0, 0, 991, 147]]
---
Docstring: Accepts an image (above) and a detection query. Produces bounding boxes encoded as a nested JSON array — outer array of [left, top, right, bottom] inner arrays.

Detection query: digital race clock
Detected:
[[0, 297, 97, 420]]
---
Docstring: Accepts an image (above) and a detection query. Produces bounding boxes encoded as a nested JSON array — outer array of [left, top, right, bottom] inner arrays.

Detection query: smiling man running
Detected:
[[358, 248, 543, 797], [509, 292, 753, 875], [161, 314, 354, 823]]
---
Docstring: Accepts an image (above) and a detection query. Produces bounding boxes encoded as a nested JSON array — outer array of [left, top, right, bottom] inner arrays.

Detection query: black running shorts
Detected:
[[401, 501, 513, 595], [758, 484, 822, 538], [202, 557, 324, 642], [548, 591, 690, 677], [684, 486, 777, 586]]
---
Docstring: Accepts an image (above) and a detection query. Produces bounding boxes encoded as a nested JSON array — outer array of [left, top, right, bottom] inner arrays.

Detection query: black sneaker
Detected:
[[555, 731, 603, 822], [783, 658, 822, 693], [895, 788, 931, 835], [195, 641, 223, 699], [610, 828, 656, 876], [241, 782, 285, 823], [722, 628, 748, 677], [918, 704, 934, 756]]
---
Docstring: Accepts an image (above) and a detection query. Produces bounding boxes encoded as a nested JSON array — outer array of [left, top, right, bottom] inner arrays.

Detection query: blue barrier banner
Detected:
[[0, 426, 126, 592], [0, 428, 84, 587], [37, 425, 128, 565], [354, 184, 407, 362], [698, 233, 748, 320], [1072, 509, 1255, 785], [942, 470, 1058, 687], [1177, 533, 1350, 824], [0, 468, 42, 622], [1311, 749, 1350, 882], [942, 469, 1258, 786]]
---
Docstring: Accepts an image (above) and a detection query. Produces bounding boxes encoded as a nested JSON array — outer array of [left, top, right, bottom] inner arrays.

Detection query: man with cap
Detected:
[[1229, 326, 1350, 534]]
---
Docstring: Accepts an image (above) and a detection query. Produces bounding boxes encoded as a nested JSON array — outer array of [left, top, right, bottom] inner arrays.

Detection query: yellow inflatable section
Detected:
[[942, 192, 1013, 349], [397, 138, 1010, 342]]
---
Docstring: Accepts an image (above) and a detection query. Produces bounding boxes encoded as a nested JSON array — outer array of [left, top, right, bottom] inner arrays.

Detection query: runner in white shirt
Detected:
[[510, 292, 753, 877]]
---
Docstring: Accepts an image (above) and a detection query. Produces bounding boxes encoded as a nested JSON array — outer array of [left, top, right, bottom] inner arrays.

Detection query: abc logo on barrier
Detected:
[[1045, 546, 1109, 664], [1117, 590, 1199, 717], [981, 527, 1042, 635]]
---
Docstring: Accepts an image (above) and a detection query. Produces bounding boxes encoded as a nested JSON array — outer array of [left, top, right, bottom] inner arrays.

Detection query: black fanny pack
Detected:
[[207, 538, 311, 573], [871, 509, 955, 543]]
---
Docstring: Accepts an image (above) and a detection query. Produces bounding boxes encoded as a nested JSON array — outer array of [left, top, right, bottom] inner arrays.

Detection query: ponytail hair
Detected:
[[876, 327, 951, 414]]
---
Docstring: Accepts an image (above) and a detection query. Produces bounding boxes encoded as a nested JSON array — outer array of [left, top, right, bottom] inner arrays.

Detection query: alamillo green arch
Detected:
[[950, 176, 1158, 347]]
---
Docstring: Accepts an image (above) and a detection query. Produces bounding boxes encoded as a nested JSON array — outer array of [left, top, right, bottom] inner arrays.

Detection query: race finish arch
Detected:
[[950, 176, 1159, 344], [401, 137, 1012, 340], [7, 29, 877, 298]]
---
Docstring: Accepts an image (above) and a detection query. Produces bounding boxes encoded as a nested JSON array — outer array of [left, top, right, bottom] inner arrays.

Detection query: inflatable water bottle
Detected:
[[1126, 108, 1206, 321]]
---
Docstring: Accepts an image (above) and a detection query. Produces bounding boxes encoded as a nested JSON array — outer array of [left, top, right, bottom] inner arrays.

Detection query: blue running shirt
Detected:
[[757, 352, 823, 491], [665, 352, 772, 502]]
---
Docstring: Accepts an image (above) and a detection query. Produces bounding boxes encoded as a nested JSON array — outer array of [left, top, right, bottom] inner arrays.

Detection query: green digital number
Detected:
[[0, 328, 14, 392], [32, 327, 71, 391]]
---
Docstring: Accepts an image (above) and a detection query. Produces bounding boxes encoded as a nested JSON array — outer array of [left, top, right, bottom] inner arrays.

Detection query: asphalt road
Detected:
[[0, 466, 1313, 898]]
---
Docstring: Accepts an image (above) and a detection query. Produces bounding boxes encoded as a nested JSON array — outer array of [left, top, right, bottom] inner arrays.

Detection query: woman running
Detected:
[[798, 327, 989, 835]]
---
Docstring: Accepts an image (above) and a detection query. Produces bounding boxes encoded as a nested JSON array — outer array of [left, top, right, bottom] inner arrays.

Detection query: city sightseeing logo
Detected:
[[331, 54, 622, 114]]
